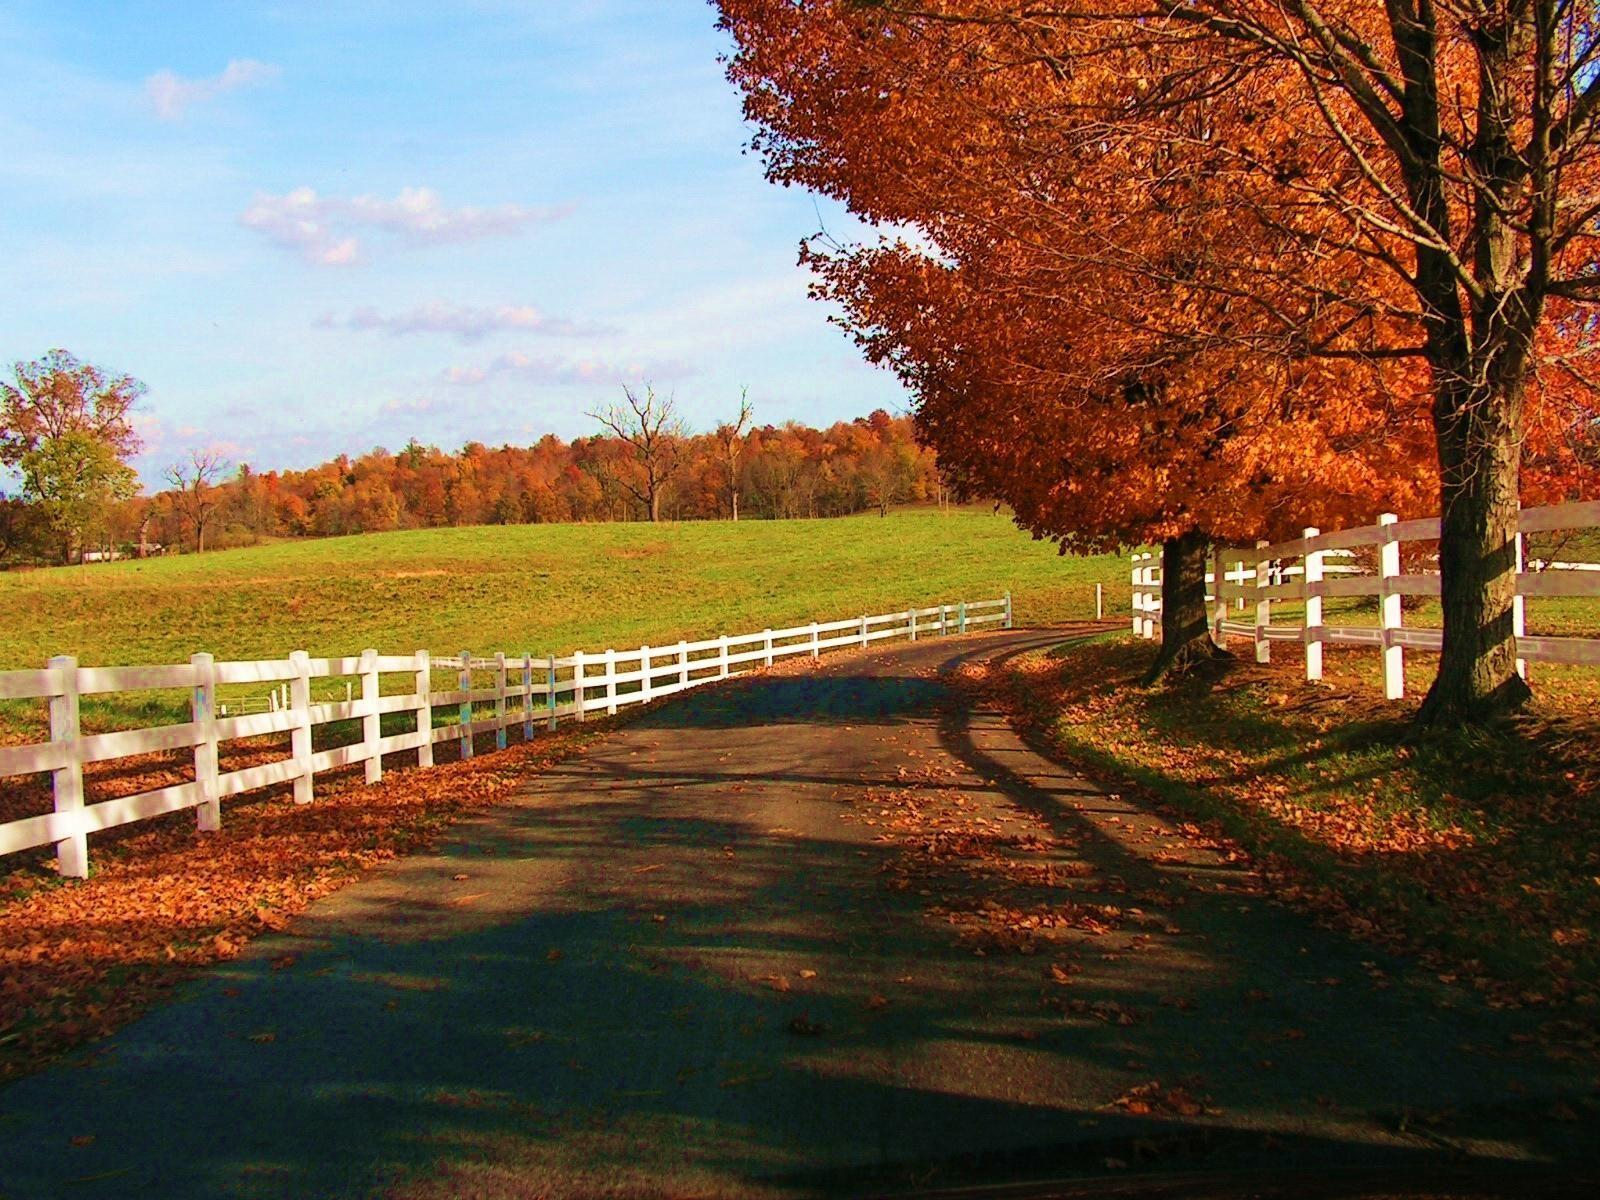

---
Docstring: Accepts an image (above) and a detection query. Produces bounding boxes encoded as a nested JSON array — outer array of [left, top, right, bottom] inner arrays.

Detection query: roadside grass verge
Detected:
[[968, 634, 1600, 1017]]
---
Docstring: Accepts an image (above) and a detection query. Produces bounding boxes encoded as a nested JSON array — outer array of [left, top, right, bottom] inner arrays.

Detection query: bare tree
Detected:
[[588, 385, 687, 523], [714, 387, 755, 521], [166, 449, 229, 553]]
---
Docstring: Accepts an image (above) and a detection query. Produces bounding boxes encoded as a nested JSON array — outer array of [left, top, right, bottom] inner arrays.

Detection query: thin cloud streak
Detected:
[[316, 302, 611, 343], [443, 351, 696, 388], [240, 187, 570, 266], [145, 59, 279, 120]]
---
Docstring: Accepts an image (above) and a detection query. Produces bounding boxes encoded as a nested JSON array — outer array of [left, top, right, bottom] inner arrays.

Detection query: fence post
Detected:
[[1211, 549, 1228, 645], [1514, 525, 1528, 680], [291, 650, 313, 803], [1003, 591, 1013, 629], [810, 622, 820, 658], [458, 650, 474, 760], [1145, 556, 1160, 640], [718, 635, 730, 678], [763, 630, 773, 667], [1303, 529, 1323, 682], [909, 606, 918, 641], [523, 653, 535, 740], [188, 652, 221, 834], [1096, 582, 1104, 621], [573, 650, 586, 722], [547, 654, 559, 730], [361, 648, 382, 784], [1145, 554, 1158, 638], [860, 614, 869, 646], [1379, 513, 1404, 699], [414, 650, 433, 768], [941, 604, 949, 636], [1254, 543, 1272, 663], [1130, 555, 1142, 634], [641, 644, 653, 702], [494, 652, 508, 750], [47, 655, 88, 878], [678, 640, 690, 687]]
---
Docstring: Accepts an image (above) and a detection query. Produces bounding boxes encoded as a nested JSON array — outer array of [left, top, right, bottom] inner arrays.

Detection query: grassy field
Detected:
[[0, 510, 1124, 741]]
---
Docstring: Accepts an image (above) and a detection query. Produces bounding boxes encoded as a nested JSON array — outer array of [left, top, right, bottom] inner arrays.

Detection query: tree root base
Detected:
[[1140, 637, 1234, 687], [1413, 670, 1533, 730]]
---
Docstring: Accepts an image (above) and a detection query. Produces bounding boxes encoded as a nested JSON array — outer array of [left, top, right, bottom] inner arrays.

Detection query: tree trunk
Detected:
[[732, 490, 739, 522], [1415, 376, 1532, 724], [648, 488, 660, 523], [1401, 12, 1536, 727], [1141, 529, 1229, 685]]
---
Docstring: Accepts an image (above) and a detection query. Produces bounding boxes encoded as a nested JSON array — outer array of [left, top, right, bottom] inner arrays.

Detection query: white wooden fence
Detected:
[[0, 595, 1011, 878], [1130, 499, 1600, 696]]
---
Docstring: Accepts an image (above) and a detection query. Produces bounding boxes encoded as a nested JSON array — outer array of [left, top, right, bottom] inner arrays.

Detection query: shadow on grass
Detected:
[[980, 635, 1600, 996]]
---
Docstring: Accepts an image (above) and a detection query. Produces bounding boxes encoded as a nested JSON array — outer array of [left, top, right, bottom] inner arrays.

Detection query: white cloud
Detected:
[[443, 352, 695, 388], [240, 186, 569, 266], [316, 301, 607, 343], [145, 59, 279, 121]]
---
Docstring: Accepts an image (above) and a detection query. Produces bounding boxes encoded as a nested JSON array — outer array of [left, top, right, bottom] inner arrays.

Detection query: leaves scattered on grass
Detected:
[[960, 635, 1600, 1039]]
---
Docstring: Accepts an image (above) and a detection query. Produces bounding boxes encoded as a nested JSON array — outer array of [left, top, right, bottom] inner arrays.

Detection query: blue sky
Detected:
[[0, 0, 905, 485]]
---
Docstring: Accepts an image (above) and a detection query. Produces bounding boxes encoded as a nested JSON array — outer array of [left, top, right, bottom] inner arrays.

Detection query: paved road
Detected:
[[0, 628, 1595, 1199]]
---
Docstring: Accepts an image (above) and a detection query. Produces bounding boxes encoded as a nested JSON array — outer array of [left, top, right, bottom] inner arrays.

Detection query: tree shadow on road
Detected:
[[1, 631, 1596, 1198]]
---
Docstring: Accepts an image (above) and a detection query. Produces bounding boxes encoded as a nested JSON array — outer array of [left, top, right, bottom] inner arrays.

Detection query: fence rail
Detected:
[[1130, 499, 1600, 697], [0, 595, 1011, 878]]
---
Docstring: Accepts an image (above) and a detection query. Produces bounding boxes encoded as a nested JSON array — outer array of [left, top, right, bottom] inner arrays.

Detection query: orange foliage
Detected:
[[718, 0, 1599, 553], [126, 413, 945, 551]]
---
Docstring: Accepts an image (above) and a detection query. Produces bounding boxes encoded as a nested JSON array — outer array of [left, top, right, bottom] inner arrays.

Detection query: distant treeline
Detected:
[[2, 409, 949, 561]]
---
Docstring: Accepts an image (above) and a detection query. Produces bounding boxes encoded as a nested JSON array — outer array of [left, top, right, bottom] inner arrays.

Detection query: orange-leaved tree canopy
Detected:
[[718, 0, 1600, 716], [719, 0, 1440, 680]]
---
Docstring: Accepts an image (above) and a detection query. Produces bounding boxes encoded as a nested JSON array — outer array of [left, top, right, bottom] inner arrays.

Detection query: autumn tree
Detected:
[[0, 350, 143, 562], [589, 385, 688, 523], [720, 0, 1438, 678], [715, 387, 755, 521], [718, 0, 1600, 713], [165, 449, 229, 553]]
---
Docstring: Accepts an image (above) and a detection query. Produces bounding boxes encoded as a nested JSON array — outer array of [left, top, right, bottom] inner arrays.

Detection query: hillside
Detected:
[[1, 510, 1122, 670]]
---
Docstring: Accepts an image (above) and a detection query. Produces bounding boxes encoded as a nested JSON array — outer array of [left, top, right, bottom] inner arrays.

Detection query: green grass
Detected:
[[1, 510, 1124, 740]]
